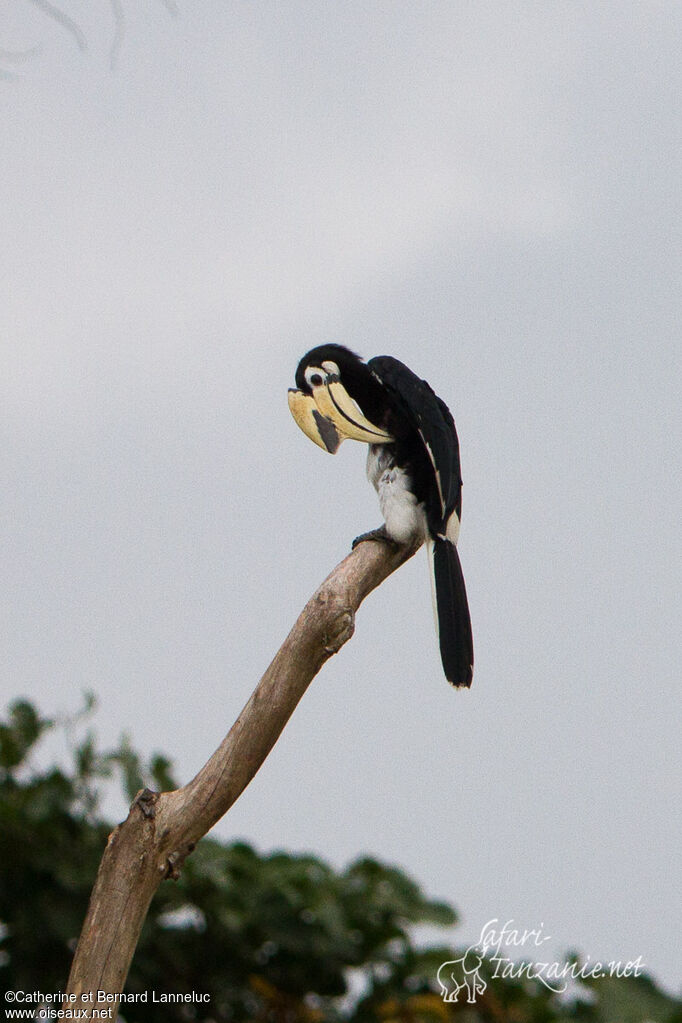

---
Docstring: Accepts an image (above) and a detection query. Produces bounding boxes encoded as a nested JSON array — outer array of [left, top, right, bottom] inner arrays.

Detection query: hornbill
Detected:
[[288, 344, 473, 688]]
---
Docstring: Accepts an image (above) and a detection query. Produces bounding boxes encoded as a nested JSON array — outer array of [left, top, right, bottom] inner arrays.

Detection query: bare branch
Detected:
[[0, 45, 42, 62], [64, 535, 421, 1018], [0, 46, 41, 78], [14, 1, 178, 71], [28, 0, 87, 52], [108, 0, 124, 70]]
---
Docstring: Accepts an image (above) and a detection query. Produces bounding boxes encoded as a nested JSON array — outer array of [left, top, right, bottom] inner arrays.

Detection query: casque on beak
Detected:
[[310, 376, 394, 445]]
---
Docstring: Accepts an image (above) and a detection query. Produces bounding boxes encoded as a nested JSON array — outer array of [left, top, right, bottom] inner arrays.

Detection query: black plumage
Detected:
[[289, 344, 473, 688]]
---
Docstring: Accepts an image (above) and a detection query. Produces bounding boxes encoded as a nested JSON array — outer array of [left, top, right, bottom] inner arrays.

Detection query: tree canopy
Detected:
[[1, 698, 679, 1023]]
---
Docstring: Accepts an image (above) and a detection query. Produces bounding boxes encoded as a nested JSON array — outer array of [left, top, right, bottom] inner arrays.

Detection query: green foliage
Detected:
[[0, 699, 679, 1023], [568, 968, 682, 1023], [0, 699, 51, 770]]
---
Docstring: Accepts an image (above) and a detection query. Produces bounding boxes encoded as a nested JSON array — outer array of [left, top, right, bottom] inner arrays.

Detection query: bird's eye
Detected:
[[321, 360, 340, 378], [304, 366, 325, 389]]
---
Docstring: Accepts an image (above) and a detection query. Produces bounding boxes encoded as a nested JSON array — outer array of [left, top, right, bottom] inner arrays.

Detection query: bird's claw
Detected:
[[351, 525, 398, 550]]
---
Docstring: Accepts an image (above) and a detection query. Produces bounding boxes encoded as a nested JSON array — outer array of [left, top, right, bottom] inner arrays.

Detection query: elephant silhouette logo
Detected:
[[437, 945, 487, 1003]]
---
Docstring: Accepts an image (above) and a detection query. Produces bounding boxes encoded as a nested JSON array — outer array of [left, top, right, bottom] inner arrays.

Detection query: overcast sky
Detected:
[[1, 0, 680, 995]]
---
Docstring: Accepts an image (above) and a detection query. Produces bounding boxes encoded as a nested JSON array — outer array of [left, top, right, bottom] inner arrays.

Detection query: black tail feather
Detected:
[[430, 536, 474, 687]]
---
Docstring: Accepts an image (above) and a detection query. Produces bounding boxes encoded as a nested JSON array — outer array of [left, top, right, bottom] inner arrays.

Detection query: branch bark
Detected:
[[64, 535, 420, 1019]]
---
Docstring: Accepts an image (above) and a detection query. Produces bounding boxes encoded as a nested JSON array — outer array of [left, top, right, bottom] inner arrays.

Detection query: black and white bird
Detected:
[[288, 344, 473, 688]]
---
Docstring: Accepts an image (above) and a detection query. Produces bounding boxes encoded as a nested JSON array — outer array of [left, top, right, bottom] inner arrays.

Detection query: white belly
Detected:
[[366, 446, 427, 544]]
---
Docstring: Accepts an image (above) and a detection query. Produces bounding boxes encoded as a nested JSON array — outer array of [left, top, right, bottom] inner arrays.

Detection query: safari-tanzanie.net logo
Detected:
[[437, 918, 645, 1004]]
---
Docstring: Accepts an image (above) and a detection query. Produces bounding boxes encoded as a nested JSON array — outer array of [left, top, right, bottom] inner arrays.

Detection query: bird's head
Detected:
[[288, 344, 394, 453]]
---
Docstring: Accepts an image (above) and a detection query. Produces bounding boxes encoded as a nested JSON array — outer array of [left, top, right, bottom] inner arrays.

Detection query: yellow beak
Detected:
[[288, 378, 394, 453], [311, 379, 394, 444], [287, 389, 341, 453]]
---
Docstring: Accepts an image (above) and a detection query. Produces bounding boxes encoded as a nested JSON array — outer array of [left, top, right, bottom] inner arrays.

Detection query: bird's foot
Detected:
[[351, 525, 398, 550]]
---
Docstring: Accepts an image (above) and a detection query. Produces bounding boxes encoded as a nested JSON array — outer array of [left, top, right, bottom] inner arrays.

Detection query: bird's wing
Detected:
[[368, 356, 462, 526]]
